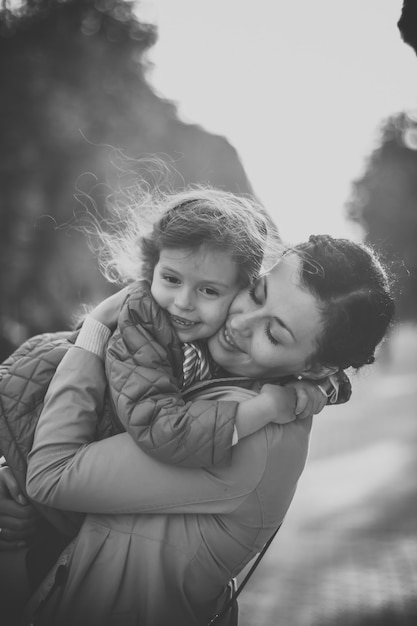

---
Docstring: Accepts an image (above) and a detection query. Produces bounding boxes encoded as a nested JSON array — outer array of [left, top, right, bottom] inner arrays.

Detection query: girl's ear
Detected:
[[298, 363, 338, 381]]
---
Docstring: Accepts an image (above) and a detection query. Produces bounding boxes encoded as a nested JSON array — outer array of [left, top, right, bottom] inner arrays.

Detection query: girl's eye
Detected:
[[202, 287, 219, 297], [264, 322, 279, 346], [248, 283, 262, 305], [163, 275, 180, 285]]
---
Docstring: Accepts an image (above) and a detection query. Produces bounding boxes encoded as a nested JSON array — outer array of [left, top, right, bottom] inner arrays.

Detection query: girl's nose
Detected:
[[174, 288, 194, 311]]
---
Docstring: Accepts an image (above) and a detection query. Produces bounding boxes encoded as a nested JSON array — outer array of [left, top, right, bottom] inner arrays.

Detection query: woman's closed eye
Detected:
[[248, 279, 264, 305], [264, 321, 279, 346]]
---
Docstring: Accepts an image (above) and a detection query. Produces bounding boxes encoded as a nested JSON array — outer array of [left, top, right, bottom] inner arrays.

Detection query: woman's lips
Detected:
[[223, 326, 242, 351]]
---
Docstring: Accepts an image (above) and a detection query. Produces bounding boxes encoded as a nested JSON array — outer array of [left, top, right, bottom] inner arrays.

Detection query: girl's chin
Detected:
[[175, 326, 203, 341], [178, 333, 200, 342]]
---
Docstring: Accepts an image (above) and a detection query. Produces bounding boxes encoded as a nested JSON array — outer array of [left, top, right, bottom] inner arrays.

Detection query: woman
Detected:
[[23, 236, 394, 626]]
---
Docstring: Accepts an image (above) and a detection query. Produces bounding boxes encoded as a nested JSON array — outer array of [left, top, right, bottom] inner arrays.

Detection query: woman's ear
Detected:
[[298, 364, 338, 381]]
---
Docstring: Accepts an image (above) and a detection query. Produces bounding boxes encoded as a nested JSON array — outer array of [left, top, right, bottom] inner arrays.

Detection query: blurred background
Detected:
[[1, 0, 417, 624]]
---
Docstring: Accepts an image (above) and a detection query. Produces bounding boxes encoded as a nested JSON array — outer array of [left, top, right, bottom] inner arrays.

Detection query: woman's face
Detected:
[[207, 253, 324, 379]]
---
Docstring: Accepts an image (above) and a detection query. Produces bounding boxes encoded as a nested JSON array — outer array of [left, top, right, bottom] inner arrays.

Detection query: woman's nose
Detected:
[[229, 311, 256, 336]]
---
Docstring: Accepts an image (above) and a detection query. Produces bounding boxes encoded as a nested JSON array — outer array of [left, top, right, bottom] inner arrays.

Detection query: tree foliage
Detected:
[[0, 0, 252, 358], [346, 112, 417, 319], [398, 0, 417, 57]]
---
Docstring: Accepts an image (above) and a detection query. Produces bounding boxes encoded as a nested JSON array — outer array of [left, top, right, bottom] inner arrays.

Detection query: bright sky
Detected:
[[138, 0, 417, 244]]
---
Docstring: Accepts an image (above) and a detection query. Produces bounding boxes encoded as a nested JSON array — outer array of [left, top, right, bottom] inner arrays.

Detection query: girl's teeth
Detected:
[[173, 316, 196, 327]]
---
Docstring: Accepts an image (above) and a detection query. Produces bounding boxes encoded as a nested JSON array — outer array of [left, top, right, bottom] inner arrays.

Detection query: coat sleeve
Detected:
[[26, 347, 266, 515], [105, 284, 238, 468]]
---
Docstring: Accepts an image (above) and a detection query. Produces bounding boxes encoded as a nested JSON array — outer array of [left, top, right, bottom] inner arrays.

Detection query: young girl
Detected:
[[91, 186, 339, 469]]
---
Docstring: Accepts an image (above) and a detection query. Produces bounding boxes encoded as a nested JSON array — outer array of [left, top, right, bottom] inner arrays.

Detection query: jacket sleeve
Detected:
[[26, 347, 266, 515], [105, 284, 238, 468]]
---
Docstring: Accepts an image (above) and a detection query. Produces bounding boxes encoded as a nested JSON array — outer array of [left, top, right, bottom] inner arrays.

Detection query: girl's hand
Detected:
[[89, 287, 131, 332], [286, 380, 328, 420], [259, 384, 297, 424], [0, 467, 39, 551], [235, 385, 297, 439]]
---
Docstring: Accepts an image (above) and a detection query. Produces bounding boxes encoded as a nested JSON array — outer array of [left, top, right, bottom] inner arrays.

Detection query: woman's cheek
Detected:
[[252, 340, 282, 373]]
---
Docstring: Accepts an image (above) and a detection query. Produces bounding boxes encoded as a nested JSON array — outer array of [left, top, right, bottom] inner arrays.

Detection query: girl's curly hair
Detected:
[[85, 174, 282, 288]]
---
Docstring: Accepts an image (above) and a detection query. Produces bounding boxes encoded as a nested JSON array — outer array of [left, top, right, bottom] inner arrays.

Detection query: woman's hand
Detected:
[[0, 467, 39, 551], [89, 286, 131, 332]]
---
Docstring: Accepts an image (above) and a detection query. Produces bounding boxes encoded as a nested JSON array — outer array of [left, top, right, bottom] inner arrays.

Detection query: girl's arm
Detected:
[[105, 284, 239, 468]]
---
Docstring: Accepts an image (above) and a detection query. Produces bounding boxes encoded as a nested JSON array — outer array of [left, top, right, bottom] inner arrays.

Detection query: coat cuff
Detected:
[[76, 317, 111, 360]]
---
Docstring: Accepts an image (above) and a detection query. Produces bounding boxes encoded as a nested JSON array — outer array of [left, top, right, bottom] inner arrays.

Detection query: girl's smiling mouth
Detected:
[[170, 314, 199, 328]]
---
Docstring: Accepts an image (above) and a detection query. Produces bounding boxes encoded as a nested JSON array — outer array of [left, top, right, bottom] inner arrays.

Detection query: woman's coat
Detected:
[[27, 347, 312, 626]]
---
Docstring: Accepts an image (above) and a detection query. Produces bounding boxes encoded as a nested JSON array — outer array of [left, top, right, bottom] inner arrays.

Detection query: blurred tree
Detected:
[[0, 0, 254, 359], [346, 112, 417, 320], [398, 0, 417, 57]]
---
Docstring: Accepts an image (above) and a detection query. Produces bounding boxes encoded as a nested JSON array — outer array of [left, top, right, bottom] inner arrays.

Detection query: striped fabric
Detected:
[[181, 342, 212, 389], [327, 374, 340, 404]]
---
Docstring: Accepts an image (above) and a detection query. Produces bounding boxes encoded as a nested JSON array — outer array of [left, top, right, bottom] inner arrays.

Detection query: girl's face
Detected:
[[151, 245, 241, 342], [208, 253, 325, 379]]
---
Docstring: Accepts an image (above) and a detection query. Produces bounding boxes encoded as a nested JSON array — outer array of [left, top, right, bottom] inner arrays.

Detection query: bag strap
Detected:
[[207, 524, 281, 625]]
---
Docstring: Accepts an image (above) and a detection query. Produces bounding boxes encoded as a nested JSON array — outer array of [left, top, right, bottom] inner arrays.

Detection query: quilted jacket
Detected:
[[0, 330, 119, 537], [0, 280, 238, 533]]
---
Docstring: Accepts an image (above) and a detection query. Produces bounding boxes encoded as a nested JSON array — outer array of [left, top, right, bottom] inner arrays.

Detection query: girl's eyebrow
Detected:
[[203, 279, 233, 289], [160, 265, 230, 289], [159, 264, 181, 274], [264, 276, 295, 340]]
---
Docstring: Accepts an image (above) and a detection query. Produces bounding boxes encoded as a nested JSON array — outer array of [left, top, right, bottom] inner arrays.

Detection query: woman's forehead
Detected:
[[265, 254, 323, 335], [266, 252, 301, 284]]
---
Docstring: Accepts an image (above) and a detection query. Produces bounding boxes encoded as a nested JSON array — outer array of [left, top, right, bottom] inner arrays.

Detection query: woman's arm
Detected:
[[26, 345, 267, 515]]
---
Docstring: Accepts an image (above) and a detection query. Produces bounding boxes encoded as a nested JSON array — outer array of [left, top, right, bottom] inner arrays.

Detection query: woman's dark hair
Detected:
[[292, 235, 395, 370]]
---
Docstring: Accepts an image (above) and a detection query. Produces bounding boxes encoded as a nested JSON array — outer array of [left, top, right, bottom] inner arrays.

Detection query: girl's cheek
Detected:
[[212, 299, 228, 318], [223, 294, 238, 312]]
